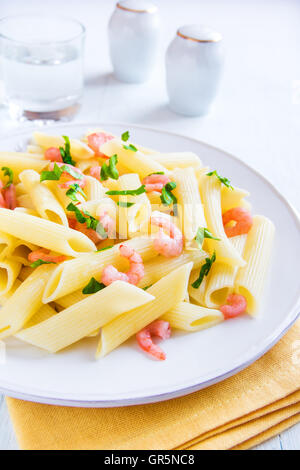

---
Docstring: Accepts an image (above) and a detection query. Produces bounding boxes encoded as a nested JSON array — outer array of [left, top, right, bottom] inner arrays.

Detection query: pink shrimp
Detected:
[[136, 320, 171, 361], [28, 249, 66, 264], [142, 174, 171, 193], [220, 294, 247, 320], [150, 212, 183, 257], [0, 181, 6, 208], [4, 184, 17, 209], [222, 207, 253, 238], [68, 212, 114, 244], [48, 162, 86, 189], [87, 132, 114, 158], [44, 147, 63, 163], [101, 244, 144, 286], [90, 166, 101, 180]]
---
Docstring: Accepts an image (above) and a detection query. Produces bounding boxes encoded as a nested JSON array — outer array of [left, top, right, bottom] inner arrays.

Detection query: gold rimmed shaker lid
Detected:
[[117, 0, 157, 14], [177, 24, 222, 43]]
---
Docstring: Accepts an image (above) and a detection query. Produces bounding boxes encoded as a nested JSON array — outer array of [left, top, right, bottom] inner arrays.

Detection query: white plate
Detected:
[[0, 122, 299, 407]]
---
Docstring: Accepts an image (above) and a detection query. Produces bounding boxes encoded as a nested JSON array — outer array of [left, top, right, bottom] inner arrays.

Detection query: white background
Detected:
[[0, 0, 299, 450]]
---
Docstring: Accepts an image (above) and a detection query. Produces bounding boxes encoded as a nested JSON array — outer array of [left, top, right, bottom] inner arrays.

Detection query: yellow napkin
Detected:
[[6, 319, 300, 450]]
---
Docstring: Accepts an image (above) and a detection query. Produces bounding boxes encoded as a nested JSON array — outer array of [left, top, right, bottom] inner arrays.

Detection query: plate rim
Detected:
[[0, 121, 299, 408]]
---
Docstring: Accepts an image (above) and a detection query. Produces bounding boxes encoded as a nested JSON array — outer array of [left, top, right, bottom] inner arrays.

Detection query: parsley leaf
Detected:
[[121, 131, 130, 142], [160, 181, 177, 206], [40, 163, 83, 183], [59, 136, 75, 166], [123, 143, 138, 152], [96, 245, 114, 252], [82, 277, 106, 294], [206, 170, 234, 190], [66, 184, 87, 203], [30, 259, 55, 268], [67, 203, 108, 239], [106, 185, 146, 196], [195, 227, 220, 250], [100, 154, 119, 181], [117, 201, 135, 208], [149, 171, 165, 176], [191, 251, 216, 289], [1, 167, 14, 189], [40, 163, 62, 182]]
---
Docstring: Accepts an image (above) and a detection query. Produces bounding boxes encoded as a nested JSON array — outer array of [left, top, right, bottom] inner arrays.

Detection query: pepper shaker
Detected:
[[166, 25, 224, 116], [108, 0, 160, 83]]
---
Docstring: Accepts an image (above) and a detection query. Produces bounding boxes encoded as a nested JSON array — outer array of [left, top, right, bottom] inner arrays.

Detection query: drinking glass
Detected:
[[0, 15, 85, 121]]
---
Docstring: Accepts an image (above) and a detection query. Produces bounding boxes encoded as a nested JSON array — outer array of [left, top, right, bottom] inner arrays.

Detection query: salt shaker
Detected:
[[108, 0, 160, 83], [166, 25, 224, 116]]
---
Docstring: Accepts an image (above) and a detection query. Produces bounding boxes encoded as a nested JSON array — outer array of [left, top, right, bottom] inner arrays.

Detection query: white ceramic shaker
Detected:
[[166, 25, 224, 116], [108, 0, 160, 83]]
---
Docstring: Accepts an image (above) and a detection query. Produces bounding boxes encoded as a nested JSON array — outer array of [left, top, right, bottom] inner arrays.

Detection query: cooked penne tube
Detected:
[[139, 250, 208, 289], [188, 268, 211, 306], [43, 237, 157, 302], [0, 154, 48, 179], [33, 132, 94, 160], [16, 194, 36, 211], [16, 281, 155, 353], [0, 232, 15, 260], [173, 167, 206, 246], [97, 262, 193, 358], [0, 264, 56, 339], [118, 173, 151, 238], [235, 215, 275, 315], [0, 209, 96, 257], [56, 250, 208, 308], [162, 301, 224, 331], [0, 258, 22, 296], [19, 170, 68, 226], [15, 182, 27, 197], [221, 185, 250, 212], [84, 175, 106, 200], [100, 138, 168, 179], [9, 239, 39, 266], [150, 152, 202, 170], [204, 235, 247, 307], [26, 145, 44, 156], [200, 175, 245, 266]]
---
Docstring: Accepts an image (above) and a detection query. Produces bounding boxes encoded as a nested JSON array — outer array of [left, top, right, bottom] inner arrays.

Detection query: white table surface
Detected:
[[0, 0, 299, 451]]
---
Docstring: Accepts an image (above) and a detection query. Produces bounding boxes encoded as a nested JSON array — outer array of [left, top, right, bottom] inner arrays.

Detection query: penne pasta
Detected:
[[235, 215, 275, 315], [19, 170, 68, 226], [0, 264, 56, 339], [16, 281, 155, 353], [0, 258, 22, 296], [100, 138, 168, 179], [33, 132, 94, 160], [150, 152, 202, 170], [173, 167, 206, 246], [43, 237, 157, 302], [0, 209, 96, 257], [97, 262, 193, 358], [204, 235, 247, 307], [221, 185, 250, 212], [0, 231, 15, 260], [200, 174, 246, 267], [118, 173, 151, 238], [0, 153, 48, 179], [162, 301, 224, 331], [9, 239, 39, 266]]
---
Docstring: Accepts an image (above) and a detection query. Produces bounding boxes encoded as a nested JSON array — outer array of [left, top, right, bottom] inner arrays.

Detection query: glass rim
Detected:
[[0, 14, 86, 45]]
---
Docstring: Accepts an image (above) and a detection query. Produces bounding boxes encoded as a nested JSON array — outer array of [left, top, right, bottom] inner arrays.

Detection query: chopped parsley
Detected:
[[30, 259, 55, 268], [1, 167, 13, 189], [117, 201, 135, 208], [82, 277, 106, 294], [191, 251, 216, 289], [106, 185, 146, 196], [206, 170, 234, 190], [59, 136, 75, 166], [195, 227, 220, 250], [100, 154, 119, 181]]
